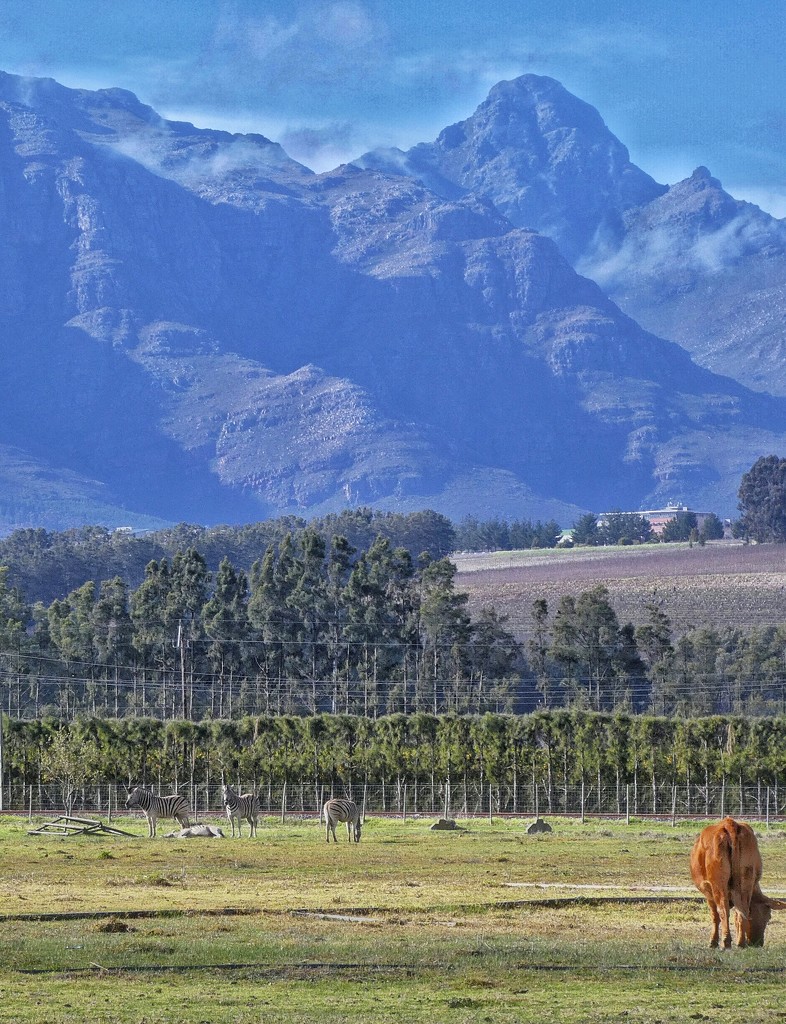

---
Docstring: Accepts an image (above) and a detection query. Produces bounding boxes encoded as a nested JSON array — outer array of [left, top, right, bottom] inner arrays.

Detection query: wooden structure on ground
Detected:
[[28, 815, 135, 837]]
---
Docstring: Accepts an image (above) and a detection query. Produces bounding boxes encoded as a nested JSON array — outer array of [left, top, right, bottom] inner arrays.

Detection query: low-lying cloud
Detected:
[[582, 203, 786, 288]]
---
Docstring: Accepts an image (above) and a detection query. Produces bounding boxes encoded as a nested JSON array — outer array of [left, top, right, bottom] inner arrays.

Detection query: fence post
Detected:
[[625, 784, 630, 825], [280, 782, 287, 824], [671, 784, 677, 827], [488, 783, 493, 823], [108, 785, 112, 823], [767, 786, 771, 829], [580, 781, 585, 824], [403, 784, 407, 821], [0, 712, 4, 812]]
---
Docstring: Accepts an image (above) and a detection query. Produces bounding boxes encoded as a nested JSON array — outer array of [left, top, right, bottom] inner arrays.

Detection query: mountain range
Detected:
[[1, 70, 785, 535]]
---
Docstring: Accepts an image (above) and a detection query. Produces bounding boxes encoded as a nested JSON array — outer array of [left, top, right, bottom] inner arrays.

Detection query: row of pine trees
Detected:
[[2, 527, 786, 719], [10, 711, 786, 819], [0, 531, 521, 719]]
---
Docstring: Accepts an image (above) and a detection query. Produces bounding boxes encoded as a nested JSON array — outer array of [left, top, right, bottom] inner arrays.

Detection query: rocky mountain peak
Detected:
[[2, 70, 786, 532], [359, 73, 665, 261], [473, 73, 609, 138], [0, 70, 312, 201], [690, 165, 715, 182]]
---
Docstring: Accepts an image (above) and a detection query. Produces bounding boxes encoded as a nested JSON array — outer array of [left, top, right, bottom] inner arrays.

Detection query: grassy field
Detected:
[[454, 541, 786, 639], [4, 813, 786, 1022]]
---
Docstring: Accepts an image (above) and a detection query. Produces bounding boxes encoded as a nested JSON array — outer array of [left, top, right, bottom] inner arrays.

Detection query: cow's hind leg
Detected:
[[713, 889, 732, 949], [704, 897, 721, 948], [698, 882, 718, 948], [699, 882, 725, 949]]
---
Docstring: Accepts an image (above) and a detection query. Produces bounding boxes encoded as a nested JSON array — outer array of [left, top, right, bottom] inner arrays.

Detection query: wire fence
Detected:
[[9, 781, 786, 824]]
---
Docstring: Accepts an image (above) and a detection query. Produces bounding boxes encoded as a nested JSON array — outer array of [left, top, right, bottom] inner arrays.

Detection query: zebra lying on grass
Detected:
[[221, 784, 261, 838], [125, 787, 191, 838], [323, 797, 362, 843], [164, 824, 225, 839]]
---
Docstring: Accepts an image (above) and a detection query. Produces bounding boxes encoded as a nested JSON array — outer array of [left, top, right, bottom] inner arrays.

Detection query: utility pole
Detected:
[[0, 707, 5, 812]]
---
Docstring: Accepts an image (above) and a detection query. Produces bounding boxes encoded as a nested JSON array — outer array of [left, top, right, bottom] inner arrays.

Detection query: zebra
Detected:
[[125, 786, 191, 838], [323, 797, 362, 843], [221, 784, 261, 838]]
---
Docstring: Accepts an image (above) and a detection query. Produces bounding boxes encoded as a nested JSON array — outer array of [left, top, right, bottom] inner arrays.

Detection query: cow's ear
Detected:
[[764, 897, 786, 910]]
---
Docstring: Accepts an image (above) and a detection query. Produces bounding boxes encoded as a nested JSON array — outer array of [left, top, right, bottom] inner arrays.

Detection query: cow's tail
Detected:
[[725, 818, 749, 920]]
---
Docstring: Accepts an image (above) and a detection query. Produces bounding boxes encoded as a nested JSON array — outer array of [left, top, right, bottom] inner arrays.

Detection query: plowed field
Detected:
[[454, 541, 786, 639]]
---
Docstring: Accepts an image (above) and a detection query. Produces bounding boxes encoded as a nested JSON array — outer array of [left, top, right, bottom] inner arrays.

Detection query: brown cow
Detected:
[[690, 817, 786, 948]]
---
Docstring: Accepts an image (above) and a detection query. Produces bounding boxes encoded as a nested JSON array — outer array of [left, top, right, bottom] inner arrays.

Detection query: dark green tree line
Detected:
[[5, 547, 786, 719], [738, 455, 786, 542], [0, 509, 457, 606], [9, 710, 786, 820], [0, 533, 524, 720]]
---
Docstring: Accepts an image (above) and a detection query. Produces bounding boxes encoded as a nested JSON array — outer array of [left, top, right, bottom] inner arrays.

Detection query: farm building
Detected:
[[598, 504, 715, 537]]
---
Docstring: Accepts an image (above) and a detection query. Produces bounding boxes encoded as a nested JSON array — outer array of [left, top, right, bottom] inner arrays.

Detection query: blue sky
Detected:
[[1, 0, 784, 214]]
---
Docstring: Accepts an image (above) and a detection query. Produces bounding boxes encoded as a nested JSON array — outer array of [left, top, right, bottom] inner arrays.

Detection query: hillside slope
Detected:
[[362, 75, 786, 396], [1, 71, 785, 532]]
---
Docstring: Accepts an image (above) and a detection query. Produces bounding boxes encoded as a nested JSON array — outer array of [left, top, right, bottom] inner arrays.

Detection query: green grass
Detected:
[[3, 815, 786, 1021]]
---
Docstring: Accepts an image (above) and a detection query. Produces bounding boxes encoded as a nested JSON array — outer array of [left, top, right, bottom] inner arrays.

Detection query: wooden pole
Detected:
[[488, 783, 493, 823], [403, 784, 407, 821], [0, 712, 5, 812], [671, 784, 677, 827], [767, 785, 771, 829], [280, 781, 287, 824], [625, 784, 630, 826]]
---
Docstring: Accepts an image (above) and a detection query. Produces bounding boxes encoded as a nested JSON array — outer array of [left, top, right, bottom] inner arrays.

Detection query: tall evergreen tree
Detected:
[[168, 549, 210, 719], [202, 558, 250, 717], [289, 529, 331, 714], [130, 559, 174, 717], [418, 559, 472, 713], [92, 577, 133, 716], [738, 455, 786, 542]]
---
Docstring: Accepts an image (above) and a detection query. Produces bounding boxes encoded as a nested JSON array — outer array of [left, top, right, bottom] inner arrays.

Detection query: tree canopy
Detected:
[[738, 455, 786, 542]]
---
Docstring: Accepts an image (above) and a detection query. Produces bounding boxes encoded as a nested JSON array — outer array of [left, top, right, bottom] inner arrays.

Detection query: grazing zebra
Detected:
[[221, 784, 261, 838], [323, 797, 362, 843], [125, 786, 191, 838]]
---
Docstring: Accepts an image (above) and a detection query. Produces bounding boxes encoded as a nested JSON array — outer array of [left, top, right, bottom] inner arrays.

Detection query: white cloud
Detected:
[[211, 6, 301, 61], [278, 121, 358, 169], [316, 2, 380, 47]]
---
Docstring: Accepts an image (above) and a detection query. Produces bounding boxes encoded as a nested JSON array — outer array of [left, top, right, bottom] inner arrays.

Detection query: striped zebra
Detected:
[[221, 784, 261, 838], [125, 786, 191, 838], [323, 797, 362, 844]]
